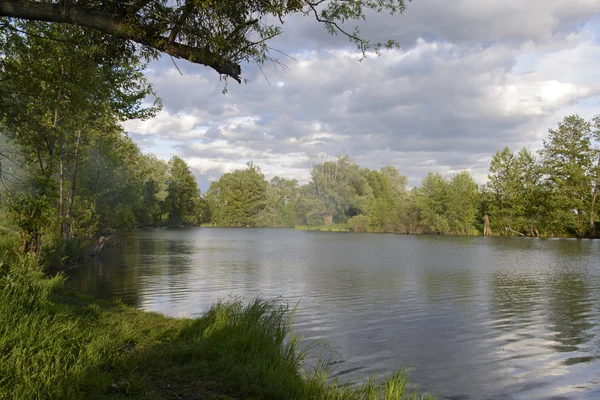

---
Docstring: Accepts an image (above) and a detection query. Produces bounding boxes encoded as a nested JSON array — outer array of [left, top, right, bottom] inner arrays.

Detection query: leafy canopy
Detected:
[[0, 0, 411, 83]]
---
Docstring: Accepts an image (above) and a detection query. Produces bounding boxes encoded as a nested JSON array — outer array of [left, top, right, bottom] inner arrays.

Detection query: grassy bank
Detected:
[[0, 255, 432, 400], [294, 224, 352, 232]]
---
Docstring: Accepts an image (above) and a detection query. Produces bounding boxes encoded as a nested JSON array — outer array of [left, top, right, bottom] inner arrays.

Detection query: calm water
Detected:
[[67, 228, 600, 399]]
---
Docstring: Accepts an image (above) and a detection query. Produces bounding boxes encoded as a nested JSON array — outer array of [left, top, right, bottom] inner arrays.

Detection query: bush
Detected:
[[348, 215, 370, 232]]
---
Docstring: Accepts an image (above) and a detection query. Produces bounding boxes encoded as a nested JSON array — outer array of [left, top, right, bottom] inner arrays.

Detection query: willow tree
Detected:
[[0, 0, 411, 82]]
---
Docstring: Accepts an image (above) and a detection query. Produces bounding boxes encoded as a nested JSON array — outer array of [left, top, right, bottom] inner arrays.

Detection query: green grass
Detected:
[[0, 256, 432, 400], [295, 224, 352, 232]]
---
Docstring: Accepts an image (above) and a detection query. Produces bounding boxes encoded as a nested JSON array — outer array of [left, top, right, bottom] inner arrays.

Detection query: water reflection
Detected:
[[67, 229, 600, 400]]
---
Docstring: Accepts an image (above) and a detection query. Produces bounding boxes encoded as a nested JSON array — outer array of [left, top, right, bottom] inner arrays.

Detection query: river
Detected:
[[66, 228, 600, 399]]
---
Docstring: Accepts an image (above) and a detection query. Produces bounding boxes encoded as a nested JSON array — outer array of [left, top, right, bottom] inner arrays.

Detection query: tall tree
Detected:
[[485, 147, 522, 235], [137, 155, 169, 227], [540, 115, 595, 237], [207, 162, 267, 226], [257, 177, 299, 227], [0, 22, 156, 253], [514, 148, 544, 237], [166, 156, 202, 227], [415, 172, 449, 234], [446, 171, 479, 235], [590, 115, 600, 237]]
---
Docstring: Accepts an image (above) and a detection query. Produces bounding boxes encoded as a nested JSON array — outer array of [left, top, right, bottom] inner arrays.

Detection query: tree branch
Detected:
[[167, 0, 194, 44], [0, 0, 242, 82]]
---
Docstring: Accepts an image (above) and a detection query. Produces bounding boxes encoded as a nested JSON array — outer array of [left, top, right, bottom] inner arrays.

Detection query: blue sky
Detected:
[[122, 0, 600, 191]]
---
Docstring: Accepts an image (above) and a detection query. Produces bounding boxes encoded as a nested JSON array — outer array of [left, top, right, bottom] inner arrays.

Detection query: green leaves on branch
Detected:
[[0, 0, 412, 81], [484, 114, 600, 237]]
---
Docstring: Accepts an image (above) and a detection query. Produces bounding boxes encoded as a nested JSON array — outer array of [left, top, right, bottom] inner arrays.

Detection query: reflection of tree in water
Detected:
[[67, 234, 145, 306], [547, 272, 593, 353], [68, 232, 200, 306], [488, 272, 541, 331]]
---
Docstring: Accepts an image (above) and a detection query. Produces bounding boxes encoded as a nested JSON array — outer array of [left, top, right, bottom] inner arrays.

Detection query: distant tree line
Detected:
[[204, 114, 600, 238], [1, 21, 599, 267]]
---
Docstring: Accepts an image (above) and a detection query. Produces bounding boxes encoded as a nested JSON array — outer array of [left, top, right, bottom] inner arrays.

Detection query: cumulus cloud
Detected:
[[122, 0, 600, 190]]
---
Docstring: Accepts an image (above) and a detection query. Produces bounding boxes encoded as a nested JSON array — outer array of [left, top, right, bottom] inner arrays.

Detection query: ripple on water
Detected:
[[67, 229, 600, 400]]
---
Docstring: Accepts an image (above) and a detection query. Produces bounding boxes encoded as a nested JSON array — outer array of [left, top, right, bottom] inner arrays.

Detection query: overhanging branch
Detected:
[[0, 0, 242, 82]]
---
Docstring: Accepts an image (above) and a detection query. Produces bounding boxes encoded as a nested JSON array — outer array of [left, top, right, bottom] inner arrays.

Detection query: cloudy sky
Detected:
[[122, 0, 600, 190]]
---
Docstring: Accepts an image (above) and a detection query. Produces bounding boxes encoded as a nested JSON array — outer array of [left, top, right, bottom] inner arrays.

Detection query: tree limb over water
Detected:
[[0, 0, 410, 83]]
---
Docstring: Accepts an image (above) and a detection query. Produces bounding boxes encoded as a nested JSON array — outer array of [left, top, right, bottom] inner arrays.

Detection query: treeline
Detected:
[[204, 114, 600, 238], [1, 23, 599, 267], [0, 22, 204, 261]]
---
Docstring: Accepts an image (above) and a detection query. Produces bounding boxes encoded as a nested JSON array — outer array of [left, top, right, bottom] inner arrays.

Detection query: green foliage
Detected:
[[166, 156, 203, 227], [483, 115, 600, 238], [0, 0, 412, 81], [446, 171, 479, 235], [415, 172, 450, 234], [0, 22, 161, 257], [0, 254, 429, 400], [207, 162, 268, 226], [540, 115, 596, 236], [348, 215, 370, 232], [257, 177, 300, 227]]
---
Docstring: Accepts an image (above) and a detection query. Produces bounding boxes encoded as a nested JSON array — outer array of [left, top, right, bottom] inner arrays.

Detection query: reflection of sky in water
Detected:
[[67, 230, 600, 400]]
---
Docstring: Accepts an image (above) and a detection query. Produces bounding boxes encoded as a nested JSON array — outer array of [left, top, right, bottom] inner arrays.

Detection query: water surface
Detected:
[[67, 228, 600, 399]]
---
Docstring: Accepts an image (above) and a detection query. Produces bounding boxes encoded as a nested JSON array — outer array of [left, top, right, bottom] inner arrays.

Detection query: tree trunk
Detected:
[[88, 236, 108, 257], [62, 130, 81, 251], [323, 214, 333, 226], [482, 215, 492, 236], [590, 153, 600, 238], [59, 158, 64, 236]]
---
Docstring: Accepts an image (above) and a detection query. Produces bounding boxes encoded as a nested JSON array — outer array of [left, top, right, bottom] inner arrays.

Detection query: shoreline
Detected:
[[197, 224, 593, 239], [1, 255, 432, 400]]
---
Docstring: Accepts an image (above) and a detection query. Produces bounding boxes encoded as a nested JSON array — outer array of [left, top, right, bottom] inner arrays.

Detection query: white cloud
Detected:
[[121, 1, 600, 190]]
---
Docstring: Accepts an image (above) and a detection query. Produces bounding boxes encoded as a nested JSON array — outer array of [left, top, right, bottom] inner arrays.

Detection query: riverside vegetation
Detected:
[[203, 115, 600, 239], [0, 7, 597, 400], [0, 246, 433, 399], [0, 14, 435, 400]]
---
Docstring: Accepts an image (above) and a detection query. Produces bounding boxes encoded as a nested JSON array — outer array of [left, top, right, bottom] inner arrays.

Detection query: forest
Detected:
[[204, 114, 600, 239]]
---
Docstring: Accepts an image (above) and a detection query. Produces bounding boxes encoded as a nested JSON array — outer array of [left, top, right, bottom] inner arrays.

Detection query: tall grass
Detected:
[[0, 254, 432, 399]]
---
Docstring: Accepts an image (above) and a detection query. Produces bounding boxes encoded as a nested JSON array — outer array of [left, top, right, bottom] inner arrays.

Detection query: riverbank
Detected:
[[0, 254, 431, 400], [200, 223, 600, 238]]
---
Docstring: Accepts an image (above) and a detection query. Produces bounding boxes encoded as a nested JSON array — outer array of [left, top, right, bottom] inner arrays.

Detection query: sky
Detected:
[[121, 0, 600, 191]]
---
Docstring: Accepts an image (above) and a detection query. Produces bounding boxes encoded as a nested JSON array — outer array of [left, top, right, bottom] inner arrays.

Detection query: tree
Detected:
[[446, 171, 479, 235], [415, 172, 449, 234], [540, 115, 595, 237], [514, 148, 544, 237], [0, 22, 156, 253], [207, 162, 267, 226], [366, 169, 395, 231], [137, 154, 169, 227], [166, 156, 201, 227], [485, 147, 521, 235], [301, 156, 373, 225], [1, 0, 411, 82], [590, 115, 600, 237], [257, 177, 299, 227], [380, 165, 409, 200]]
